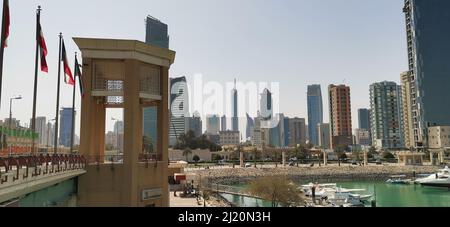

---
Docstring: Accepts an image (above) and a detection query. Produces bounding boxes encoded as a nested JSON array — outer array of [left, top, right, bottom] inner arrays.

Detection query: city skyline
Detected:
[[0, 0, 407, 135]]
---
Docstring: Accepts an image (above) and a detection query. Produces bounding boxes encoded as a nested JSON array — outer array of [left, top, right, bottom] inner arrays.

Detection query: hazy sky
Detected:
[[0, 0, 407, 136]]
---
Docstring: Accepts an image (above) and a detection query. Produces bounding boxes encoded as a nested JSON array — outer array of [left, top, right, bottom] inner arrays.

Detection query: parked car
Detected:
[[245, 163, 252, 168]]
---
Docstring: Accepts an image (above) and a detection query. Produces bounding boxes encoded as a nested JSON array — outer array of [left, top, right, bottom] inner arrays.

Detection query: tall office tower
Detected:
[[317, 123, 330, 149], [221, 115, 227, 131], [206, 115, 220, 135], [144, 15, 169, 147], [246, 113, 255, 141], [307, 85, 323, 146], [358, 109, 371, 130], [268, 114, 285, 148], [286, 117, 307, 147], [251, 114, 262, 147], [403, 0, 450, 147], [145, 15, 169, 49], [113, 120, 124, 151], [231, 79, 239, 131], [328, 85, 353, 149], [59, 108, 76, 148], [401, 71, 415, 149], [32, 117, 47, 145], [370, 81, 405, 149], [143, 107, 158, 152], [169, 76, 189, 146], [260, 88, 273, 121], [46, 122, 55, 147], [185, 112, 202, 137]]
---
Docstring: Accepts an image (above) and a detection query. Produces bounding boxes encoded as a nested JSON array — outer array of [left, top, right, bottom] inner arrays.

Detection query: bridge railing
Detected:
[[0, 154, 86, 184]]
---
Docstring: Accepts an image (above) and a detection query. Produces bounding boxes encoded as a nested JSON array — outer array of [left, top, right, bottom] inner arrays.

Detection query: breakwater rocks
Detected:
[[190, 165, 440, 185]]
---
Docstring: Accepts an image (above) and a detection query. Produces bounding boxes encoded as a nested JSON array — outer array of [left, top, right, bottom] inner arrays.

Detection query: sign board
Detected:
[[141, 188, 162, 201]]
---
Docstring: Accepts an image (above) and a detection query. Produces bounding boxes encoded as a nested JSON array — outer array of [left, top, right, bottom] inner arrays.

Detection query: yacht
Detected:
[[323, 187, 372, 207], [415, 166, 450, 185], [386, 175, 413, 185]]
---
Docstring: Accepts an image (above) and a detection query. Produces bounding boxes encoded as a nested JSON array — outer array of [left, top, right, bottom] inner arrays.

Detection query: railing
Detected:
[[84, 153, 163, 165], [0, 154, 86, 184]]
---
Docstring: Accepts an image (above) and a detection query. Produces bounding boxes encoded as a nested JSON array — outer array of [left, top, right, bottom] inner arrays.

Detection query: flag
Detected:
[[61, 40, 74, 85], [74, 56, 84, 97], [2, 0, 10, 48], [38, 20, 48, 73]]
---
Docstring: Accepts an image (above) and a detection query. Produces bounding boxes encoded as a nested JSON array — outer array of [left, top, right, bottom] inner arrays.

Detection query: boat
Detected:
[[322, 187, 372, 207], [386, 175, 413, 184], [415, 166, 450, 185], [301, 183, 337, 197]]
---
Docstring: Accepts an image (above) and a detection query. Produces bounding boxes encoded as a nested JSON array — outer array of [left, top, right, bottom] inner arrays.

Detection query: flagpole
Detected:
[[31, 6, 42, 154], [54, 33, 62, 155], [0, 0, 8, 111], [70, 53, 77, 154]]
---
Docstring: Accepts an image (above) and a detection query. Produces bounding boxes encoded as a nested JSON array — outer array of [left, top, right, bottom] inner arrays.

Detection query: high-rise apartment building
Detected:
[[328, 85, 353, 149], [317, 123, 330, 149], [370, 81, 404, 149], [169, 76, 189, 146], [59, 108, 76, 148], [403, 0, 450, 147], [401, 71, 415, 149]]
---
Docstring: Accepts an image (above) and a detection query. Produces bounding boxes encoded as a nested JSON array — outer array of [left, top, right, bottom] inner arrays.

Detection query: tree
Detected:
[[193, 155, 200, 165], [382, 151, 395, 160], [335, 145, 348, 166], [183, 148, 192, 162], [246, 177, 305, 207]]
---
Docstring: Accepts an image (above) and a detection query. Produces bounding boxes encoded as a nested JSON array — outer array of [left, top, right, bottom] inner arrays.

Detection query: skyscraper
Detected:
[[231, 79, 239, 132], [370, 81, 404, 149], [145, 15, 169, 49], [403, 0, 450, 147], [268, 114, 285, 148], [31, 117, 47, 145], [260, 88, 272, 121], [328, 85, 353, 149], [185, 112, 202, 137], [206, 115, 220, 135], [286, 117, 307, 147], [59, 108, 76, 148], [143, 107, 158, 152], [169, 76, 189, 146], [221, 115, 227, 131], [317, 123, 330, 149], [307, 85, 323, 146], [358, 109, 371, 131], [401, 71, 415, 149], [113, 120, 124, 152], [246, 113, 254, 140]]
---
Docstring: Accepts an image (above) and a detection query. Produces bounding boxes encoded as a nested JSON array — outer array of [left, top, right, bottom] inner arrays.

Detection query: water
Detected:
[[222, 182, 450, 207]]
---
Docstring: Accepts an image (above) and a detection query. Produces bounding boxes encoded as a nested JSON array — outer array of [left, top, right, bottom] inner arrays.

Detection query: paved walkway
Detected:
[[169, 192, 204, 207]]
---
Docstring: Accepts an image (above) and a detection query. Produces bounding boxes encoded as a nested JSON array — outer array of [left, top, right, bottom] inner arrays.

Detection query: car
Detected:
[[245, 163, 252, 168]]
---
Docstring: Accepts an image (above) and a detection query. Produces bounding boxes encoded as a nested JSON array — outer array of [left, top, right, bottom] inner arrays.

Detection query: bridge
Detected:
[[0, 154, 86, 206]]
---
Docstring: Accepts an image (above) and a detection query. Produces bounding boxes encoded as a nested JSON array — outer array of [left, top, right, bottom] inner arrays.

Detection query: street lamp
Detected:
[[8, 95, 22, 156]]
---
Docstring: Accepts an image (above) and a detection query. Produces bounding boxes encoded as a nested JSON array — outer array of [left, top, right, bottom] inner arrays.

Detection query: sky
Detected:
[[0, 0, 408, 137]]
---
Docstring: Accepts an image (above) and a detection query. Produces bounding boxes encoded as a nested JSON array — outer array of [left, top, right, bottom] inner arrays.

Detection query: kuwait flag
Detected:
[[2, 0, 10, 48], [38, 20, 48, 72], [74, 55, 84, 97], [61, 40, 74, 85]]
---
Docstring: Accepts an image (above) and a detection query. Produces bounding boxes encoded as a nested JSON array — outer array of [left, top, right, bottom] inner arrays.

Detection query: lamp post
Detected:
[[8, 95, 22, 156]]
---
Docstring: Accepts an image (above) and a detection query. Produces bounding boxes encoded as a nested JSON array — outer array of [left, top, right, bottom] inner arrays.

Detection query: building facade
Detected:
[[59, 108, 75, 148], [206, 115, 220, 135], [358, 109, 371, 130], [317, 123, 330, 149], [307, 85, 323, 146], [286, 117, 307, 147], [354, 128, 371, 146], [221, 115, 227, 131], [145, 15, 169, 49], [219, 131, 240, 146], [401, 71, 415, 149], [370, 81, 404, 150], [33, 117, 47, 145], [246, 113, 254, 141], [428, 126, 450, 149], [185, 112, 202, 137], [231, 80, 239, 132], [169, 76, 189, 146], [403, 0, 450, 147], [328, 85, 353, 149]]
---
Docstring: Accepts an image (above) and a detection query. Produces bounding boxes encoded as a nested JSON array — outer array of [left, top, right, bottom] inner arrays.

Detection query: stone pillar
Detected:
[[323, 152, 328, 165], [282, 151, 286, 166], [430, 153, 435, 166], [240, 151, 244, 167], [364, 151, 368, 166]]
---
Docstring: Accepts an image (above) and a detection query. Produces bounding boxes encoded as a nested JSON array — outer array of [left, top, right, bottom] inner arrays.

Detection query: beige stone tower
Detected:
[[74, 38, 175, 207]]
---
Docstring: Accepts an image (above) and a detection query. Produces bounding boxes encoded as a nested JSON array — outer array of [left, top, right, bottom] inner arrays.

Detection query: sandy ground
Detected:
[[169, 192, 204, 207]]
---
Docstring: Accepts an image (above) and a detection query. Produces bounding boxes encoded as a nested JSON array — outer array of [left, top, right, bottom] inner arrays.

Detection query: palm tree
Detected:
[[183, 148, 192, 162]]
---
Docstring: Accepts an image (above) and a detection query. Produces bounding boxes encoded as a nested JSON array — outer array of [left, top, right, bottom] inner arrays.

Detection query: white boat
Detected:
[[415, 166, 450, 185], [322, 187, 372, 206], [301, 183, 337, 197], [386, 175, 413, 184]]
